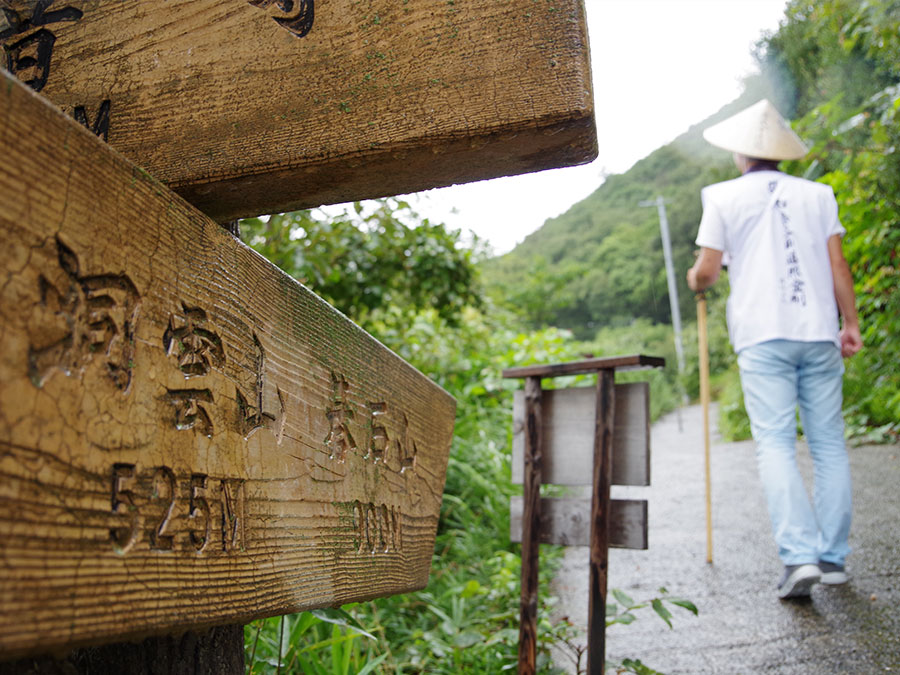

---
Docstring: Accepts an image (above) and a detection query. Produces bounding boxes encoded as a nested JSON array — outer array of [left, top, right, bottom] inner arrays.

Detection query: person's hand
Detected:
[[839, 325, 862, 358], [686, 267, 700, 292], [687, 248, 722, 292]]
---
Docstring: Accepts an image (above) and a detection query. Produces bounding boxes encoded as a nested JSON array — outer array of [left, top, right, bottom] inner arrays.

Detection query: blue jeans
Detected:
[[738, 340, 851, 566]]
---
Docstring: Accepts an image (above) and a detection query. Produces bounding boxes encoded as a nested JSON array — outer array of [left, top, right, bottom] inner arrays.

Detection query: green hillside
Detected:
[[483, 80, 782, 338]]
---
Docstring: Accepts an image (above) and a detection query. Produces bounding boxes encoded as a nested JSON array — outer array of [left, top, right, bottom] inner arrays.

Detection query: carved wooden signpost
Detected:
[[0, 0, 596, 221], [504, 356, 664, 675], [0, 72, 456, 661], [1, 0, 597, 667]]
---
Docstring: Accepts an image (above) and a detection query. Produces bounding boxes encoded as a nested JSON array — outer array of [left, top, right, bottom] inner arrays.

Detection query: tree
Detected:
[[240, 198, 482, 329]]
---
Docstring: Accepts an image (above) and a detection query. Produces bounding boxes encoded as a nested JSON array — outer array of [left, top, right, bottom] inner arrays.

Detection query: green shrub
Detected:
[[716, 367, 752, 442]]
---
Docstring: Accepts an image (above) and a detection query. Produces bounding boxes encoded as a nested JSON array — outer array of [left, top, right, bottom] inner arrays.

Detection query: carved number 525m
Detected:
[[110, 464, 245, 555]]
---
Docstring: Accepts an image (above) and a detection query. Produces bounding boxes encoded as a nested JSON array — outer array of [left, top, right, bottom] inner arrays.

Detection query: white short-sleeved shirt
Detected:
[[695, 170, 845, 353]]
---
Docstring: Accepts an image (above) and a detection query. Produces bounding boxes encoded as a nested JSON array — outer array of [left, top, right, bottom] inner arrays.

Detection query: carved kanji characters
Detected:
[[166, 389, 215, 437], [29, 237, 139, 390], [324, 373, 357, 462], [247, 0, 314, 38], [1, 0, 83, 91], [163, 304, 225, 377], [366, 401, 388, 462]]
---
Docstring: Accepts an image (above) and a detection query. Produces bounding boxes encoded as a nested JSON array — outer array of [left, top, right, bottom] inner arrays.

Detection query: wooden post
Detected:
[[504, 356, 663, 675], [0, 625, 244, 674], [697, 291, 713, 564], [518, 376, 544, 675], [587, 369, 615, 675], [1, 0, 598, 668]]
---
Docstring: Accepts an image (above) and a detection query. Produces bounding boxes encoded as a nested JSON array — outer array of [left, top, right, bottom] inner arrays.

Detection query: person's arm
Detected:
[[827, 234, 862, 358], [687, 247, 724, 292]]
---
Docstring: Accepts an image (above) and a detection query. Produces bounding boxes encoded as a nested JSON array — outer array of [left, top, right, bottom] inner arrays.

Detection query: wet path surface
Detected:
[[550, 404, 900, 674]]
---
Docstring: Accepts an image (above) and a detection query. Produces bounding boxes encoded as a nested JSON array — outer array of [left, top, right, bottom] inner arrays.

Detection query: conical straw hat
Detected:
[[702, 99, 808, 160]]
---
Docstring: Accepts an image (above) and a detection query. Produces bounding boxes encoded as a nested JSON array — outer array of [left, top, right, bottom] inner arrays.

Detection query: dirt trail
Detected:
[[550, 404, 900, 674]]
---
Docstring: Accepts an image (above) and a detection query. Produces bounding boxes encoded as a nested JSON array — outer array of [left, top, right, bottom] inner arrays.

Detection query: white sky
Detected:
[[400, 0, 789, 255]]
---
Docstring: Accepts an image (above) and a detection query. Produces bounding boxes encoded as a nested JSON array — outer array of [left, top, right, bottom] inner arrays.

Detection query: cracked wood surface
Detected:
[[0, 0, 596, 221], [0, 71, 455, 659]]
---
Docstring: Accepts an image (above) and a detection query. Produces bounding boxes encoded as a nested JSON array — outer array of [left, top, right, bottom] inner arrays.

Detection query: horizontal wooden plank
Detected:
[[511, 384, 650, 486], [0, 0, 596, 220], [0, 71, 455, 658], [503, 355, 665, 379], [509, 497, 648, 549]]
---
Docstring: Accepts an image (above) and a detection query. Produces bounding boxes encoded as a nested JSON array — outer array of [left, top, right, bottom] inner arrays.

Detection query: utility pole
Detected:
[[639, 196, 689, 422]]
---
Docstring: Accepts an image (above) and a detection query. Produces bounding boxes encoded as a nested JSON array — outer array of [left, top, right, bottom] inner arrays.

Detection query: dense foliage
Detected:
[[479, 98, 768, 339], [240, 199, 481, 328], [482, 144, 713, 336], [757, 0, 900, 434], [240, 200, 690, 672]]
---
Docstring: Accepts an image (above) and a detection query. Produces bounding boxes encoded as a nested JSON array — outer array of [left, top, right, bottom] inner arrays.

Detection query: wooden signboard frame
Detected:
[[0, 0, 597, 221], [503, 355, 664, 675], [0, 71, 456, 661]]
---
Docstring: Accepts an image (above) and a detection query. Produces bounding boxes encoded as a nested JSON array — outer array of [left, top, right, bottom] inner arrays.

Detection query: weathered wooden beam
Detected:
[[0, 0, 597, 221], [509, 497, 647, 550], [588, 369, 614, 675], [0, 71, 455, 659], [517, 376, 543, 675], [511, 383, 650, 487], [503, 355, 665, 379], [0, 625, 245, 675]]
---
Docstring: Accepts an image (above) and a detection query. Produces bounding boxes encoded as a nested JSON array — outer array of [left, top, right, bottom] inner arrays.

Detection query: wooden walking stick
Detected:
[[696, 291, 713, 564]]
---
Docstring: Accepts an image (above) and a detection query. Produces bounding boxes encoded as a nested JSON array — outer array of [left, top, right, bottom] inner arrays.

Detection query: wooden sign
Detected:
[[0, 0, 597, 221], [503, 358, 662, 675], [509, 497, 647, 549], [511, 383, 650, 486], [509, 383, 650, 552], [0, 71, 455, 658]]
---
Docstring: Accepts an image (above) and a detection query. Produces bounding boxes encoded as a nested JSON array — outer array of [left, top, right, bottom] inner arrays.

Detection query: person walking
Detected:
[[686, 99, 863, 599]]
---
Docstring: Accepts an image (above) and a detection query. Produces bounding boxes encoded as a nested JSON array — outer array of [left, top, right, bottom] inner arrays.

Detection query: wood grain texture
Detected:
[[511, 383, 650, 487], [587, 369, 614, 675], [502, 355, 665, 379], [697, 293, 713, 564], [509, 497, 647, 549], [0, 624, 245, 675], [0, 71, 455, 659], [0, 0, 597, 221], [517, 376, 543, 675]]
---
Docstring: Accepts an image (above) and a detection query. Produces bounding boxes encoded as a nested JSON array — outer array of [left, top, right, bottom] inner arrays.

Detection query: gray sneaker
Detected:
[[818, 560, 848, 585], [777, 564, 821, 599]]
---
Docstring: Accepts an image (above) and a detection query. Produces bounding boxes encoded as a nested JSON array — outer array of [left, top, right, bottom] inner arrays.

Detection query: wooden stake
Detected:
[[697, 292, 713, 564], [518, 376, 544, 675], [587, 369, 615, 675]]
